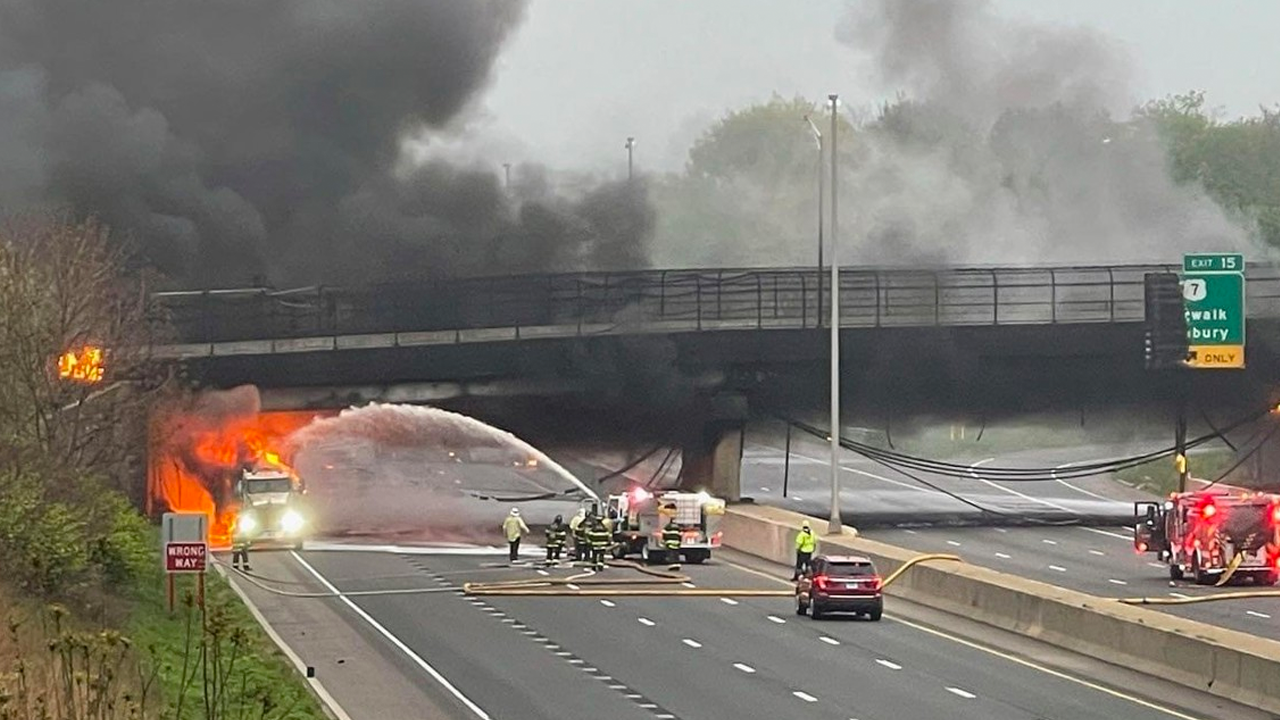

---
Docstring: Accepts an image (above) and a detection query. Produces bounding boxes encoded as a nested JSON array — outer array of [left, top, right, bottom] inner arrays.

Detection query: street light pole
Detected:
[[804, 116, 824, 327], [827, 93, 843, 534], [625, 137, 636, 180]]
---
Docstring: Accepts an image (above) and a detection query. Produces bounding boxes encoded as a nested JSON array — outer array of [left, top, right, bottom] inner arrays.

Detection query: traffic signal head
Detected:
[[1144, 273, 1188, 370]]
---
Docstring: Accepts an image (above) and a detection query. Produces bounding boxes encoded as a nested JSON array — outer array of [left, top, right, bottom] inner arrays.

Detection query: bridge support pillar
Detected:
[[679, 393, 748, 502]]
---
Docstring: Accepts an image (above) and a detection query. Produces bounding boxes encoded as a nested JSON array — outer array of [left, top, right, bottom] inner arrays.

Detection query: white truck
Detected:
[[233, 468, 309, 550], [604, 488, 725, 564]]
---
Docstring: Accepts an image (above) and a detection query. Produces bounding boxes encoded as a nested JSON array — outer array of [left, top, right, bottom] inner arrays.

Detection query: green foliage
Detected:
[[1140, 91, 1280, 247]]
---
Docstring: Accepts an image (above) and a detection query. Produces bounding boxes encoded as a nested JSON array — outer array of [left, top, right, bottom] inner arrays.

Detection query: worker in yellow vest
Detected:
[[794, 520, 817, 580]]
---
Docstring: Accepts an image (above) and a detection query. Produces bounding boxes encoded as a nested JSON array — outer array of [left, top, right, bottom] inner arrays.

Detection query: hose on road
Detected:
[[1117, 588, 1280, 606]]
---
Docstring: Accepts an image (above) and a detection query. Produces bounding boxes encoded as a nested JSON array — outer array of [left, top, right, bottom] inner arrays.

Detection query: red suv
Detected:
[[795, 555, 883, 621]]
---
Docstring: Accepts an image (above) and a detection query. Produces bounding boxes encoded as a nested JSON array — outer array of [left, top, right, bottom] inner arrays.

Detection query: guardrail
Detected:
[[152, 263, 1280, 344]]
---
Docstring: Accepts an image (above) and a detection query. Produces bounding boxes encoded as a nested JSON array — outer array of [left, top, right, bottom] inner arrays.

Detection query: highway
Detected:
[[742, 427, 1280, 640], [226, 545, 1263, 720]]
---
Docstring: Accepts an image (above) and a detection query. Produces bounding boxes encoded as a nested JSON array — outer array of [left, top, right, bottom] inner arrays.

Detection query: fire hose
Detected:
[[461, 553, 964, 597]]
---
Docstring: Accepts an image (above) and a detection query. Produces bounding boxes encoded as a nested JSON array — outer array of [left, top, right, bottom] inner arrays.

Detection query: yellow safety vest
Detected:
[[795, 529, 817, 553]]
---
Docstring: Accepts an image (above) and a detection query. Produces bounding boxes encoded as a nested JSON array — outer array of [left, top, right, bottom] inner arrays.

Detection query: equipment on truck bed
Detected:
[[1134, 488, 1280, 585], [603, 488, 725, 564], [233, 467, 309, 550]]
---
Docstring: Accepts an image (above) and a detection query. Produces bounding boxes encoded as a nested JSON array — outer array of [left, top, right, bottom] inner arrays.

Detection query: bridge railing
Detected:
[[152, 263, 1280, 343]]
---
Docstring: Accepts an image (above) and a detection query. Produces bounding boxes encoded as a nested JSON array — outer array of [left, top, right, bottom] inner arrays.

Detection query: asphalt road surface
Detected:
[[227, 546, 1263, 720], [743, 428, 1280, 640]]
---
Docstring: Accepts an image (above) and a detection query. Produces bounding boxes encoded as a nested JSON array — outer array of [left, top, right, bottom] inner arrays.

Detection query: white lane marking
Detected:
[[734, 663, 757, 674], [793, 691, 818, 703], [536, 569, 549, 576], [1107, 579, 1128, 586], [290, 552, 493, 720], [761, 487, 771, 492], [1042, 539, 1059, 545], [608, 684, 626, 690], [1247, 610, 1272, 619], [566, 583, 580, 591], [1049, 565, 1067, 572], [1147, 562, 1166, 569], [1052, 461, 1121, 501], [655, 715, 676, 719], [767, 615, 786, 624], [819, 636, 840, 646], [995, 552, 1012, 559], [970, 458, 1079, 514], [554, 651, 572, 657], [789, 450, 933, 494], [1089, 550, 1106, 557], [217, 564, 355, 720], [682, 582, 697, 589], [946, 687, 977, 699], [724, 558, 1203, 720], [875, 659, 902, 670], [625, 693, 642, 699], [682, 638, 703, 648], [720, 597, 740, 606], [600, 599, 616, 608], [1080, 527, 1130, 541], [946, 540, 962, 547], [567, 658, 585, 665], [994, 528, 1008, 533], [903, 529, 919, 535], [638, 617, 656, 626], [638, 704, 658, 709], [1170, 592, 1190, 599]]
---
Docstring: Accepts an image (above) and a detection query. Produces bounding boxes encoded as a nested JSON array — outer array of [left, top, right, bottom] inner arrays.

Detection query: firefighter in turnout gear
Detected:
[[569, 508, 587, 561], [586, 517, 612, 571], [545, 514, 568, 563], [231, 516, 252, 572], [662, 517, 682, 556]]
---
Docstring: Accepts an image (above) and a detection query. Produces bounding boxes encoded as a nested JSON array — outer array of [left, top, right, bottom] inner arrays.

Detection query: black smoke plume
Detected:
[[0, 0, 653, 286]]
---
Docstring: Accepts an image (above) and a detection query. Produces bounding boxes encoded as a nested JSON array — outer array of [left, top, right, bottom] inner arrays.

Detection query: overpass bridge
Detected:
[[154, 262, 1280, 358]]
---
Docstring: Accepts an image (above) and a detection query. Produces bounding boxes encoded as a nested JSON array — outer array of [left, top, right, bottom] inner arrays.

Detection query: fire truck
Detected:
[[1134, 488, 1280, 585], [603, 488, 725, 564]]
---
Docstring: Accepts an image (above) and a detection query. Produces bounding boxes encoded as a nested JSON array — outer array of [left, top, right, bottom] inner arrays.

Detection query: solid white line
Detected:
[[767, 615, 786, 624], [1052, 461, 1121, 502], [600, 600, 616, 608], [970, 458, 1079, 514], [723, 558, 1202, 720], [793, 691, 818, 703], [217, 564, 355, 720], [1107, 579, 1128, 586], [946, 687, 977, 699], [720, 597, 740, 605], [290, 552, 493, 720], [682, 638, 703, 648], [819, 636, 840, 646], [875, 659, 902, 670], [1089, 550, 1106, 557], [995, 552, 1012, 559], [790, 450, 934, 494], [1080, 527, 1130, 541], [638, 617, 656, 626], [734, 663, 756, 674], [1049, 565, 1067, 572], [1247, 610, 1272, 619]]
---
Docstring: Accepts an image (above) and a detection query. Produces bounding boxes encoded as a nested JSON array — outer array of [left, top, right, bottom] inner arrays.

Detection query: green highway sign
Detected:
[[1183, 253, 1243, 273], [1182, 253, 1245, 369]]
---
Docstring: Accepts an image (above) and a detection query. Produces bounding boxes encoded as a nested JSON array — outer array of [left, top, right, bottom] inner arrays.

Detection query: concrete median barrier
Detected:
[[724, 504, 1280, 714]]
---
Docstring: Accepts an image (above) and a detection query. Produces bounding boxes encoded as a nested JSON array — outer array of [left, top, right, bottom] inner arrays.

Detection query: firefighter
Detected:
[[794, 520, 817, 580], [545, 514, 568, 563], [502, 508, 530, 563], [570, 504, 588, 561], [662, 517, 683, 568], [231, 517, 252, 572], [586, 517, 612, 571]]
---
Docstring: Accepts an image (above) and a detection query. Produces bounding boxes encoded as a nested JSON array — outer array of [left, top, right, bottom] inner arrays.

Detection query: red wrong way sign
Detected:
[[165, 542, 207, 573]]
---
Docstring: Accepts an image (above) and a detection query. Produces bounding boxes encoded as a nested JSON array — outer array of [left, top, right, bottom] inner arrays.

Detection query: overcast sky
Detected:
[[460, 0, 1279, 176]]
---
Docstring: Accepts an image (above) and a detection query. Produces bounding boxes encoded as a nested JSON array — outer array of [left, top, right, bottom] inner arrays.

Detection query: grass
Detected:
[[126, 542, 325, 720], [1114, 448, 1238, 496]]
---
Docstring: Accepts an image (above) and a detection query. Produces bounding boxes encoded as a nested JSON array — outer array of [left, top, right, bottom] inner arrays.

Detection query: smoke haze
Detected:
[[0, 0, 652, 286]]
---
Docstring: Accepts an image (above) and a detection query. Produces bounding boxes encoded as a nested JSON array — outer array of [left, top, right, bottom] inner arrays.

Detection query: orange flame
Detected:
[[149, 410, 323, 548], [58, 346, 105, 384]]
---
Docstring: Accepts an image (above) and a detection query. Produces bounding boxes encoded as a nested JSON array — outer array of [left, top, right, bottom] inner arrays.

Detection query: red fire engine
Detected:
[[1135, 488, 1280, 585]]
